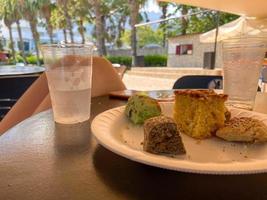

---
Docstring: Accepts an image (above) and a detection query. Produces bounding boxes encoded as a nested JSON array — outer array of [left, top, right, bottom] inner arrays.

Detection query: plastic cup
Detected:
[[222, 37, 266, 110], [41, 43, 93, 124]]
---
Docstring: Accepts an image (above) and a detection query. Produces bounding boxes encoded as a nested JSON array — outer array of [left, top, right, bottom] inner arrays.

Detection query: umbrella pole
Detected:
[[213, 11, 220, 69]]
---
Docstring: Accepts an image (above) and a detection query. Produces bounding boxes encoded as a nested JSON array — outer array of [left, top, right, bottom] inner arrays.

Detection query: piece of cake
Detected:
[[125, 94, 161, 124], [143, 115, 186, 155], [173, 90, 228, 139], [224, 109, 231, 122], [216, 117, 267, 143]]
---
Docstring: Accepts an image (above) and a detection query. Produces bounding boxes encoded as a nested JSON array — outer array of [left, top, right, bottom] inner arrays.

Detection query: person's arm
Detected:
[[91, 57, 126, 97], [33, 94, 51, 115], [0, 73, 50, 135]]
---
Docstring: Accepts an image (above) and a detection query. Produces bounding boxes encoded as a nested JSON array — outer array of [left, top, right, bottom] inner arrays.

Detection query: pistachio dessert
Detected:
[[216, 117, 267, 143], [125, 94, 162, 124], [143, 115, 186, 155], [173, 89, 228, 139]]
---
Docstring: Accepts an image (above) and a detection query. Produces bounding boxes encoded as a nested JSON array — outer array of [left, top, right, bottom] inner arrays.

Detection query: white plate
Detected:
[[91, 102, 267, 174]]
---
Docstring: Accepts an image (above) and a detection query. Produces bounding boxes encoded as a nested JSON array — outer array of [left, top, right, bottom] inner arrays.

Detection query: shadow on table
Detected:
[[93, 146, 267, 200], [54, 120, 91, 155]]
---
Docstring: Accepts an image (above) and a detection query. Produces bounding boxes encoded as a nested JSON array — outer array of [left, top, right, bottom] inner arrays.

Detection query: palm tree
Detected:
[[4, 19, 16, 61], [40, 0, 55, 44], [50, 6, 68, 43], [19, 0, 42, 65], [89, 0, 107, 56], [128, 0, 140, 66], [109, 0, 129, 48], [158, 2, 169, 47], [12, 0, 27, 63], [115, 16, 127, 48], [15, 21, 26, 62], [57, 0, 74, 43], [180, 5, 189, 35], [77, 21, 86, 44], [71, 0, 92, 44], [0, 0, 16, 61]]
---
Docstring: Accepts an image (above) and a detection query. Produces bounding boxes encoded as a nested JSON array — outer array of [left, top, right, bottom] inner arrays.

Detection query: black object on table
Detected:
[[173, 75, 223, 89], [0, 66, 44, 119]]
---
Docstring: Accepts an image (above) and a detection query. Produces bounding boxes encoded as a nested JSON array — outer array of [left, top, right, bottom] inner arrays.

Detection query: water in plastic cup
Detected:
[[41, 44, 93, 124], [222, 37, 266, 110]]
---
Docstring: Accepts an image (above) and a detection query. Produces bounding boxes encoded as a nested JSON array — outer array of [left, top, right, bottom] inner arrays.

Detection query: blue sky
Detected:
[[142, 0, 161, 13], [142, 0, 180, 16]]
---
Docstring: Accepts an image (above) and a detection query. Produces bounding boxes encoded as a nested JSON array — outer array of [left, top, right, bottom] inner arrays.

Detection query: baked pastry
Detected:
[[224, 109, 231, 122], [173, 90, 228, 139], [143, 115, 186, 155], [125, 94, 161, 124], [216, 117, 267, 143]]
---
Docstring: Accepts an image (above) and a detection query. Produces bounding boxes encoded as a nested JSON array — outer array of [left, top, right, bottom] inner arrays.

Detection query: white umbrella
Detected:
[[200, 16, 267, 43]]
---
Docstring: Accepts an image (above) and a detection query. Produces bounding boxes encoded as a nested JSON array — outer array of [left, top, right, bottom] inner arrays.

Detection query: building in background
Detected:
[[169, 16, 267, 69], [167, 33, 222, 68]]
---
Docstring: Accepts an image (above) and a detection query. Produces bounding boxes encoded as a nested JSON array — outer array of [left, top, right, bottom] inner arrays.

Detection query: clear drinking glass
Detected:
[[222, 37, 266, 110], [41, 43, 93, 124]]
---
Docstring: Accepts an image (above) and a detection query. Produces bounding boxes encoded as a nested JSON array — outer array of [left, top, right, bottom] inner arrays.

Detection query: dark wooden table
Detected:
[[1, 95, 267, 200]]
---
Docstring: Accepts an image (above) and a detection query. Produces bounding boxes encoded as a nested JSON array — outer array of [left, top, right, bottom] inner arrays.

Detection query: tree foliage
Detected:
[[0, 0, 240, 64], [122, 26, 163, 48], [167, 5, 239, 36]]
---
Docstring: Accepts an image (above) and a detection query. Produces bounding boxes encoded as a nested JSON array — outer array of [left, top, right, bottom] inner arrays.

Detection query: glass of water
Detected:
[[222, 37, 266, 110], [41, 43, 93, 124]]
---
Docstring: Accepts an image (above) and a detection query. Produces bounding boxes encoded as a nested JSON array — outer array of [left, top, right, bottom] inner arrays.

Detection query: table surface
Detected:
[[0, 65, 45, 76], [1, 95, 267, 200]]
